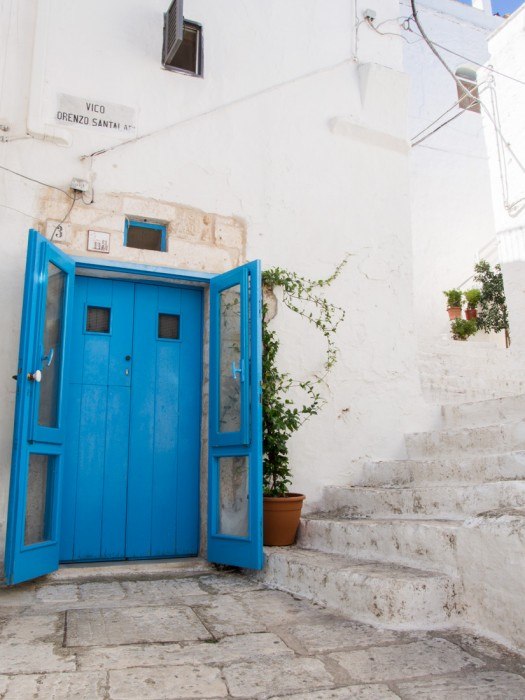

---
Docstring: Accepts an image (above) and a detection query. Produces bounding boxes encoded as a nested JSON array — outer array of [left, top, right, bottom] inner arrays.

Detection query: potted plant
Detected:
[[443, 289, 463, 320], [262, 259, 348, 546], [474, 260, 511, 348], [450, 318, 478, 341], [463, 288, 481, 320]]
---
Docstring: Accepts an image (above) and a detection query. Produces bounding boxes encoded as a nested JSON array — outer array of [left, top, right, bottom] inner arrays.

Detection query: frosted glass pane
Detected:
[[219, 284, 241, 432], [38, 262, 65, 427], [24, 454, 52, 546], [218, 456, 248, 537]]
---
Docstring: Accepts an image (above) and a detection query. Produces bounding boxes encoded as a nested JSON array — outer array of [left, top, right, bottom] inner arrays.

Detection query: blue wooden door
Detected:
[[208, 261, 263, 570], [60, 279, 202, 561], [60, 277, 134, 561], [4, 230, 75, 585]]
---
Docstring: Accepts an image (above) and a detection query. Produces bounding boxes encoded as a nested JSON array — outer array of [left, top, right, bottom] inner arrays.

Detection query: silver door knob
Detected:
[[27, 370, 42, 382]]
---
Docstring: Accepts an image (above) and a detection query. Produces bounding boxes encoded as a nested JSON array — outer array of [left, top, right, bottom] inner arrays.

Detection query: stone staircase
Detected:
[[257, 344, 525, 652]]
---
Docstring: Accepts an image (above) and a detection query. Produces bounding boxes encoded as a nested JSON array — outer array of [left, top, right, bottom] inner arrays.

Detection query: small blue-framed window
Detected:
[[124, 219, 167, 252]]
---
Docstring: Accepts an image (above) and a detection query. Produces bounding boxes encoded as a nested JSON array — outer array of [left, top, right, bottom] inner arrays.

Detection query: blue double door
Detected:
[[60, 277, 202, 562], [5, 230, 262, 585]]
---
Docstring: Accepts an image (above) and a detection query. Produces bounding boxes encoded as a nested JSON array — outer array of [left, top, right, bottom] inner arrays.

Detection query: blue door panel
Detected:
[[5, 230, 75, 585], [61, 278, 202, 563], [126, 284, 202, 559], [126, 284, 158, 558], [59, 382, 82, 562], [174, 289, 203, 556], [73, 384, 108, 560], [61, 277, 133, 562], [208, 261, 263, 570], [100, 386, 131, 559]]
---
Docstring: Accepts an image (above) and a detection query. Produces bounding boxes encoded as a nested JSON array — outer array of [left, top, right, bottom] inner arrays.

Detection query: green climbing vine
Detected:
[[262, 256, 349, 496]]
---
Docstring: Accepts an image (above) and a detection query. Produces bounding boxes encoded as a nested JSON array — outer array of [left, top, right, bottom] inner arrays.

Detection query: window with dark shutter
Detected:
[[162, 1, 203, 77]]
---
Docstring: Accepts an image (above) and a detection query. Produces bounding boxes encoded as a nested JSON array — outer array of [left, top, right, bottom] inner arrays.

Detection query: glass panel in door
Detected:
[[38, 262, 66, 427]]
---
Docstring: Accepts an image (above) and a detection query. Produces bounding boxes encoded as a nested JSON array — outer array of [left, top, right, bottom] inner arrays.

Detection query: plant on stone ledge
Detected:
[[474, 260, 510, 347], [262, 257, 349, 497], [450, 317, 478, 341]]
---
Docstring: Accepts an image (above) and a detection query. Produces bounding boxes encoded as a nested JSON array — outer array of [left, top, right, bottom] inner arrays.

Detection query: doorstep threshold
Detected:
[[47, 557, 214, 584]]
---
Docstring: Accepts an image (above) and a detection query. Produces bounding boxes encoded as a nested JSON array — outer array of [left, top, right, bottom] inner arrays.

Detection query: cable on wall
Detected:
[[49, 191, 78, 241], [404, 22, 525, 88], [409, 0, 525, 214], [411, 110, 467, 147], [0, 163, 74, 199]]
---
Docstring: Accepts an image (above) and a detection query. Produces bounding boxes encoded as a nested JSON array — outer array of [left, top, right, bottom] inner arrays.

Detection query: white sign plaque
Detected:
[[45, 220, 71, 244], [88, 230, 110, 254], [55, 93, 136, 135]]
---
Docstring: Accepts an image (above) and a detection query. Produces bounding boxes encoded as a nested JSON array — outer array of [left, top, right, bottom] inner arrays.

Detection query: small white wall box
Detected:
[[87, 230, 110, 253], [71, 178, 89, 192], [45, 220, 71, 243]]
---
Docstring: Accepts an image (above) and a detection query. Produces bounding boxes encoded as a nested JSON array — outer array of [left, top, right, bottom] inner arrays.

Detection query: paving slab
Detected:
[[0, 671, 106, 699], [0, 613, 62, 642], [269, 686, 400, 699], [285, 618, 400, 653], [192, 594, 267, 637], [0, 585, 35, 607], [224, 656, 334, 698], [330, 638, 485, 682], [236, 589, 330, 625], [78, 632, 292, 670], [66, 605, 212, 646], [395, 670, 525, 699], [198, 573, 265, 594], [35, 583, 80, 604], [0, 642, 76, 674], [121, 577, 210, 603], [109, 664, 228, 699], [78, 581, 126, 602]]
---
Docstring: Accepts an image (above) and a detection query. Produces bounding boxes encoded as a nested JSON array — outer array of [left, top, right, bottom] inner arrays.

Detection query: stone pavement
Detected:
[[0, 564, 525, 699]]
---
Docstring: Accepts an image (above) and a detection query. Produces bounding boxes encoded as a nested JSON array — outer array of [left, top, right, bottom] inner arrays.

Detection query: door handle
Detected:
[[42, 347, 54, 367], [27, 370, 42, 383], [231, 360, 244, 382]]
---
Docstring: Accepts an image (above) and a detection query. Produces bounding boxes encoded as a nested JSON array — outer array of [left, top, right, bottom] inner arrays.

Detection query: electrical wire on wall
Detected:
[[409, 0, 525, 215], [49, 191, 78, 242], [0, 163, 74, 199]]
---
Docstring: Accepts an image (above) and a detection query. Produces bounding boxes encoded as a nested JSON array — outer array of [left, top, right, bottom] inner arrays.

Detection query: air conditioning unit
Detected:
[[163, 0, 184, 66]]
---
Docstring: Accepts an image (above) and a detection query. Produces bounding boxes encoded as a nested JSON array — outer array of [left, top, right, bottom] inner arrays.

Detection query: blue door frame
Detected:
[[5, 231, 263, 584]]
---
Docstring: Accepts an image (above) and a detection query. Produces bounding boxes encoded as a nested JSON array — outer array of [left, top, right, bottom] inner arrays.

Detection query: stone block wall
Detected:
[[38, 189, 246, 272]]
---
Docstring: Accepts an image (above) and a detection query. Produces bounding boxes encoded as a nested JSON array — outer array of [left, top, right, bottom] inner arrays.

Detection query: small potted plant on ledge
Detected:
[[443, 289, 463, 320], [262, 258, 348, 546], [450, 317, 478, 341], [464, 288, 481, 320]]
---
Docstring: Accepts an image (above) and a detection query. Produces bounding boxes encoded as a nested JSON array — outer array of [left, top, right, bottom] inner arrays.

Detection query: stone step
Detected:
[[405, 419, 525, 458], [441, 394, 525, 429], [421, 381, 525, 403], [298, 516, 461, 576], [259, 547, 461, 629], [420, 375, 525, 394], [421, 385, 521, 404], [45, 558, 215, 584], [322, 481, 525, 518], [354, 452, 525, 487]]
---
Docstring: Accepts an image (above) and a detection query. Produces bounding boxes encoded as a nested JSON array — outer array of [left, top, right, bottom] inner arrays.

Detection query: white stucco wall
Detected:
[[400, 0, 501, 346], [481, 5, 525, 353], [0, 0, 438, 569]]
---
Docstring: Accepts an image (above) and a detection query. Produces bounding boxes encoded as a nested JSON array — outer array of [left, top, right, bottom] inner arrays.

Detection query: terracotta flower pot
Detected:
[[263, 493, 305, 546], [447, 307, 462, 320], [465, 308, 477, 320]]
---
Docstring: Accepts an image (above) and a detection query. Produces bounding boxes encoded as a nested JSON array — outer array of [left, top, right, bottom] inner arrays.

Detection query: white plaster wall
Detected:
[[0, 0, 437, 569], [401, 0, 501, 346], [481, 5, 525, 353]]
